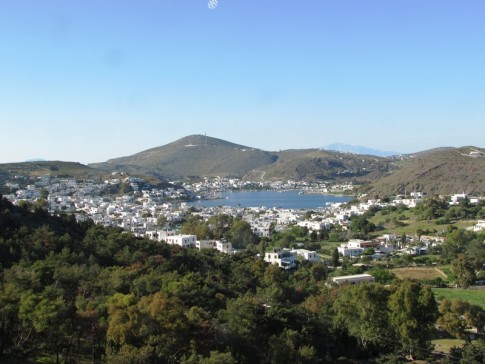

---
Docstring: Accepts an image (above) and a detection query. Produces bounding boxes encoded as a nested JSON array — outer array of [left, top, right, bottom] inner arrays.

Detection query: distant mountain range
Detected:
[[89, 135, 393, 183], [1, 135, 484, 196], [321, 143, 400, 157]]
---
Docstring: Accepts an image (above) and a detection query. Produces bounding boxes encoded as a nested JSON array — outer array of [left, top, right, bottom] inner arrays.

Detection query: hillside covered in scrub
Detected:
[[1, 195, 485, 363]]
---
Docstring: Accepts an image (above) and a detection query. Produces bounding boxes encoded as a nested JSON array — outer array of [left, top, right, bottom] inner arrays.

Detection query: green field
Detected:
[[432, 339, 466, 354], [437, 265, 455, 281], [368, 209, 476, 236], [392, 267, 445, 281], [432, 288, 485, 309]]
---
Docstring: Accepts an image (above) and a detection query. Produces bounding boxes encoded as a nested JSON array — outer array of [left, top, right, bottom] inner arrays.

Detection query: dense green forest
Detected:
[[1, 195, 484, 363]]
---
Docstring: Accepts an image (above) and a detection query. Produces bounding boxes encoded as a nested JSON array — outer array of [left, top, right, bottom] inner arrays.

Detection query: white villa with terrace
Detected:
[[196, 239, 235, 254], [264, 248, 297, 270], [165, 235, 197, 248]]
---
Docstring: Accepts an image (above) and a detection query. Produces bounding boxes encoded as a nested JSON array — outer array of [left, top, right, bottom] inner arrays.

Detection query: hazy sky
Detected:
[[1, 0, 484, 164]]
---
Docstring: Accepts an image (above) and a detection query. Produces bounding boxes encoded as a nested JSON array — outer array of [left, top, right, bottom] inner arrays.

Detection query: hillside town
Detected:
[[3, 173, 484, 267]]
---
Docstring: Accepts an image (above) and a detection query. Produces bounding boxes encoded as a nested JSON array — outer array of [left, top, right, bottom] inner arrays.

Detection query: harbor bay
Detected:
[[189, 190, 353, 209]]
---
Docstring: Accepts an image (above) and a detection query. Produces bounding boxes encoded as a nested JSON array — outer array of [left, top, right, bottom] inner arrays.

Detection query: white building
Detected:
[[450, 193, 467, 205], [196, 240, 217, 250], [146, 230, 177, 242], [297, 220, 324, 231], [337, 239, 388, 258], [332, 274, 375, 285], [264, 249, 296, 270], [165, 235, 197, 248], [291, 249, 319, 262], [337, 246, 364, 258], [410, 191, 426, 199], [196, 239, 235, 254], [473, 220, 485, 232], [216, 240, 234, 254]]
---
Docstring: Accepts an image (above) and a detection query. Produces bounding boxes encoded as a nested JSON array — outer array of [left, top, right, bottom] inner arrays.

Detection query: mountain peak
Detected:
[[170, 135, 251, 149], [321, 143, 399, 157]]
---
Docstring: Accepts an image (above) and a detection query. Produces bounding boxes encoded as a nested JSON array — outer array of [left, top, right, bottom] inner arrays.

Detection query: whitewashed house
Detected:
[[297, 220, 324, 231], [216, 240, 234, 254], [165, 235, 197, 248], [264, 249, 296, 270], [145, 230, 176, 241], [196, 239, 235, 254], [196, 240, 217, 250], [474, 220, 485, 232], [450, 193, 467, 205], [291, 249, 319, 262], [337, 245, 364, 258]]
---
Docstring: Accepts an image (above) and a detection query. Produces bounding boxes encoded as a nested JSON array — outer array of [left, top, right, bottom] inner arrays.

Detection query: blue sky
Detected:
[[1, 0, 484, 164]]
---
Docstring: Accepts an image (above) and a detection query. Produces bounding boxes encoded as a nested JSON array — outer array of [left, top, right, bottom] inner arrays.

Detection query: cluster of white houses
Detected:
[[145, 234, 379, 287], [144, 231, 321, 267], [337, 239, 396, 259], [145, 230, 236, 254]]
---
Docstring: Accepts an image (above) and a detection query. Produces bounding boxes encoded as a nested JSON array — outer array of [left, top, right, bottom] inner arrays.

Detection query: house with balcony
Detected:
[[264, 248, 296, 270], [196, 239, 235, 254]]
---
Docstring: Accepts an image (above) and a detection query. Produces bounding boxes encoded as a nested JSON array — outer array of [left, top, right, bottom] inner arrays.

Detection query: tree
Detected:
[[437, 299, 485, 339], [362, 247, 375, 256], [181, 215, 209, 239], [332, 248, 340, 267], [349, 215, 376, 239], [368, 267, 396, 285], [19, 289, 72, 364], [333, 283, 394, 351], [181, 351, 237, 364], [218, 295, 263, 362], [466, 239, 485, 270], [442, 229, 475, 262], [0, 282, 20, 356], [318, 227, 330, 241], [460, 340, 485, 364], [207, 214, 233, 239], [388, 281, 438, 359], [228, 218, 258, 249], [156, 215, 168, 227], [437, 299, 468, 339], [310, 230, 318, 241], [452, 254, 476, 288], [415, 195, 448, 220], [106, 292, 190, 362], [39, 188, 49, 199]]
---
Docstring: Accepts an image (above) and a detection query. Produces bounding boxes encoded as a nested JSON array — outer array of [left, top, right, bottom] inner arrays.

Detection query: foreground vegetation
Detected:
[[1, 195, 485, 363]]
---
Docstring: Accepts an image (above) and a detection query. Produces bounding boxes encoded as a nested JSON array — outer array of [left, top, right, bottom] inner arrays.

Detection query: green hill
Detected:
[[0, 161, 167, 187], [0, 161, 103, 181], [90, 135, 394, 182], [5, 138, 482, 196], [90, 135, 279, 180], [366, 147, 485, 196], [251, 149, 392, 181]]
